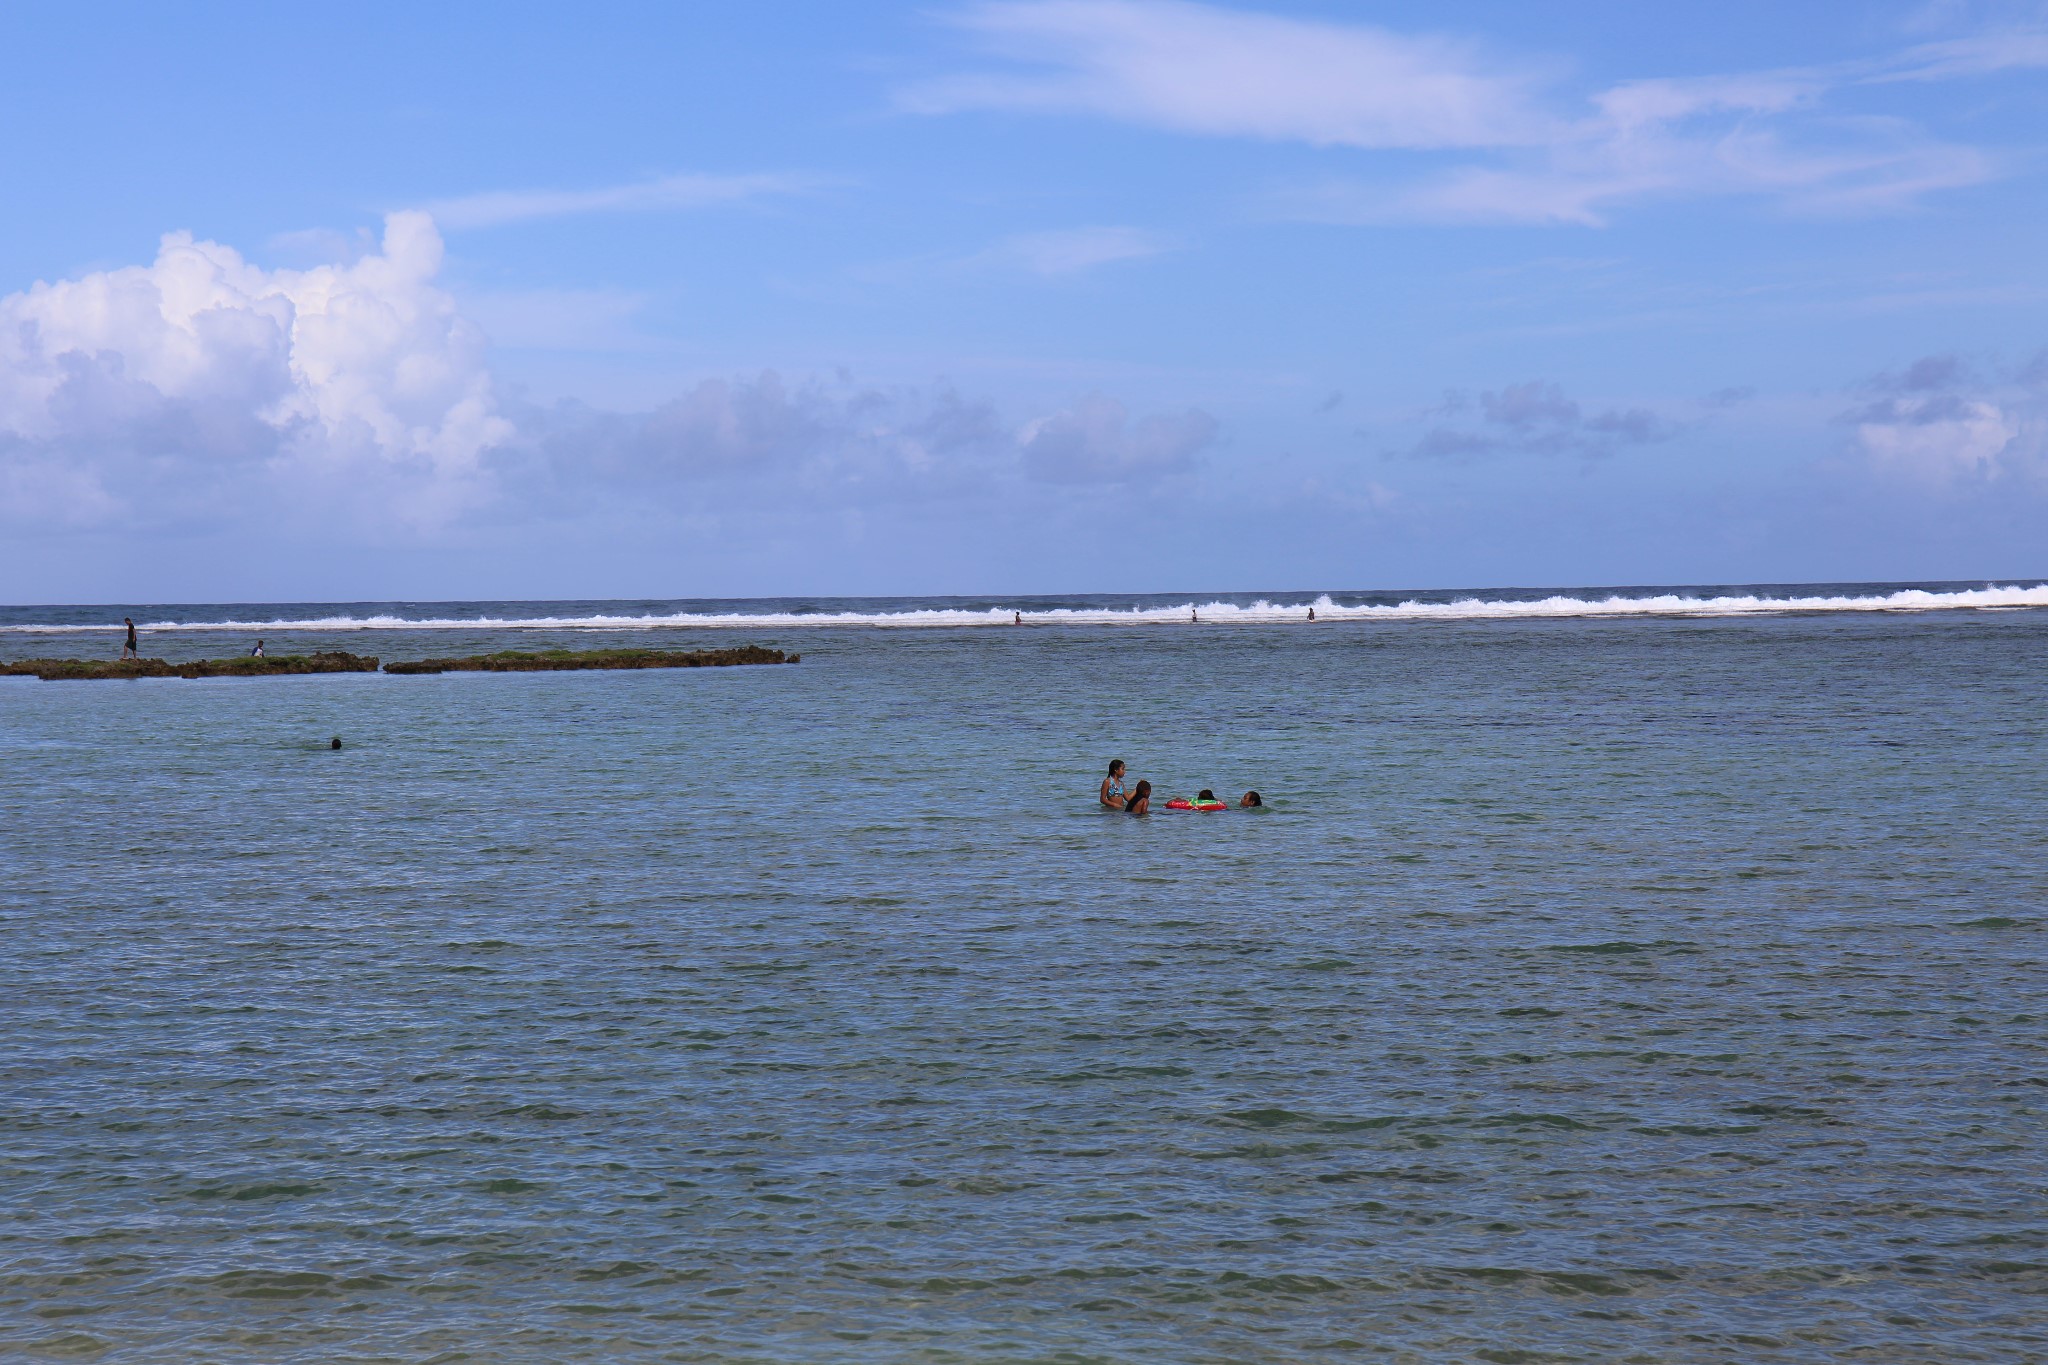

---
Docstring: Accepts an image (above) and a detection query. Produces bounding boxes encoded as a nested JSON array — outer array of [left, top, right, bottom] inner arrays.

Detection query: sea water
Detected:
[[1, 584, 2043, 1364]]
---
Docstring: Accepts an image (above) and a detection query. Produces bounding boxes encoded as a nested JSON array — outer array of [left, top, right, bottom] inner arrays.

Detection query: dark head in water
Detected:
[[330, 737, 342, 750], [1197, 789, 1216, 802], [1240, 790, 1262, 808]]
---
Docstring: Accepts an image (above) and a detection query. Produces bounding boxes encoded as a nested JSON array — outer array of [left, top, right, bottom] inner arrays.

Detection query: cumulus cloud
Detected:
[[1840, 353, 2041, 483], [1410, 380, 1676, 458], [1019, 392, 1215, 483], [0, 212, 510, 531], [0, 216, 1222, 538], [910, 0, 2029, 224]]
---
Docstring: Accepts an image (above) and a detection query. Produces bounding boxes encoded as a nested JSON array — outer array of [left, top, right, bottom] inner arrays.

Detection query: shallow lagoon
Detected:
[[2, 605, 2044, 1363]]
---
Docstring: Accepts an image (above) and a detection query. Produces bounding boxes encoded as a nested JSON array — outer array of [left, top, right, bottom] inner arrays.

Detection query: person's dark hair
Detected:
[[1108, 759, 1125, 775], [1197, 789, 1215, 802], [1130, 780, 1151, 804], [1243, 790, 1262, 807]]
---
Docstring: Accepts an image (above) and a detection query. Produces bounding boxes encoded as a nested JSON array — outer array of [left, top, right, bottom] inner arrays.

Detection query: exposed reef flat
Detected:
[[381, 646, 799, 674], [1, 652, 382, 681], [3, 646, 797, 681]]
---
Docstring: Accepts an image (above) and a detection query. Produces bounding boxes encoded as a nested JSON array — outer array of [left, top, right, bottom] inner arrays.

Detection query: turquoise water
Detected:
[[2, 592, 2045, 1363]]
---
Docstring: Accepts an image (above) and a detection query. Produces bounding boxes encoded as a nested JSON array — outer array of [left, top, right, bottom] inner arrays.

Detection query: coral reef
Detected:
[[383, 646, 798, 674], [0, 652, 382, 681]]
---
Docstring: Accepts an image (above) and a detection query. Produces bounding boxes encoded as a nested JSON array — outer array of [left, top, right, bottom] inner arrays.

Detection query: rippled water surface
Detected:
[[3, 604, 2045, 1363]]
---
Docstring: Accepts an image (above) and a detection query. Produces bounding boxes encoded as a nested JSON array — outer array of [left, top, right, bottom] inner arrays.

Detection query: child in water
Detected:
[[1239, 790, 1262, 808], [1125, 780, 1152, 814], [1100, 759, 1130, 810]]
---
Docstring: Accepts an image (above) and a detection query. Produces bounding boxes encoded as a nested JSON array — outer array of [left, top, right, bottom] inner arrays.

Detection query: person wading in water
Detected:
[[1099, 759, 1131, 810]]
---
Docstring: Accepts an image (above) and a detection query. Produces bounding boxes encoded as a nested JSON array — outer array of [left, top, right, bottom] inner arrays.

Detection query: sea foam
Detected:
[[4, 583, 2046, 632]]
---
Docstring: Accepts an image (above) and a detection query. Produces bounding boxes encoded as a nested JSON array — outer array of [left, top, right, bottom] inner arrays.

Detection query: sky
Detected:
[[1, 0, 2046, 603]]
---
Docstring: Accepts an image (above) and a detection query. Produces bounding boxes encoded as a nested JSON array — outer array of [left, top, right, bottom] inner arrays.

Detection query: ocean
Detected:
[[2, 582, 2043, 1363]]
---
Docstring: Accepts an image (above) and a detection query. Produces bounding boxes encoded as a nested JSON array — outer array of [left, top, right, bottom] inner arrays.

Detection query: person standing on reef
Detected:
[[1100, 759, 1130, 810], [249, 639, 265, 658], [120, 617, 138, 659]]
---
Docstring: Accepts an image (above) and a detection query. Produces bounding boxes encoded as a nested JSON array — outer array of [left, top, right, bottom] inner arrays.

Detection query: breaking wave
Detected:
[[5, 583, 2046, 632]]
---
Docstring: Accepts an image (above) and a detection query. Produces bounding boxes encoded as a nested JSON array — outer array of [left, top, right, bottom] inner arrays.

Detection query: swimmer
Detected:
[[1240, 790, 1262, 808], [1014, 611, 1022, 625], [330, 737, 342, 750], [1191, 608, 1198, 624], [1307, 607, 1315, 621], [1197, 789, 1218, 803], [1126, 780, 1152, 815], [1100, 759, 1130, 810]]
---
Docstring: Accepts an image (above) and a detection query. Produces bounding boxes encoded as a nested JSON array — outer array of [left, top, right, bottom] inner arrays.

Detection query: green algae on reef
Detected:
[[0, 652, 382, 681], [381, 645, 798, 674]]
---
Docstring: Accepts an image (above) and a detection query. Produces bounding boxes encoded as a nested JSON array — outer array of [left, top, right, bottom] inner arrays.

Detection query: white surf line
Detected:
[[2, 584, 2045, 632]]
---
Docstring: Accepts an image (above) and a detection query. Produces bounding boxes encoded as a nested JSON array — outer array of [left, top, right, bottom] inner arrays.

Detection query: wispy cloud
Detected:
[[908, 0, 2043, 225], [1871, 29, 2048, 80], [901, 0, 1551, 148], [423, 171, 820, 230], [984, 225, 1172, 275]]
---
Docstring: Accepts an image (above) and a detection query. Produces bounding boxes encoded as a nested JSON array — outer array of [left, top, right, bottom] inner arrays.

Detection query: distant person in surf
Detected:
[[1014, 612, 1022, 625], [1307, 607, 1315, 621], [1100, 759, 1130, 810], [249, 639, 265, 658], [1240, 790, 1263, 808], [120, 617, 138, 659], [1125, 780, 1152, 815]]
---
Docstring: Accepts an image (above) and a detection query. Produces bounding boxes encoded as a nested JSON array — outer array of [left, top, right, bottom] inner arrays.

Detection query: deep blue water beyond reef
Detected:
[[2, 590, 2044, 1363]]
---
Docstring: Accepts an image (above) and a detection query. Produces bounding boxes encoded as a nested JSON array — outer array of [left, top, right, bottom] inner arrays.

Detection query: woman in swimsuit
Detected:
[[1126, 780, 1151, 815], [1100, 759, 1129, 810]]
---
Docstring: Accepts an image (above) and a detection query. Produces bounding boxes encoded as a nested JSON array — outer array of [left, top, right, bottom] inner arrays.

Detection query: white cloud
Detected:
[[1018, 392, 1215, 482], [1841, 355, 2040, 484], [0, 212, 510, 530], [0, 216, 1222, 538], [902, 0, 1549, 148], [1873, 29, 2048, 80], [424, 171, 818, 230], [911, 0, 2025, 225], [987, 225, 1171, 274]]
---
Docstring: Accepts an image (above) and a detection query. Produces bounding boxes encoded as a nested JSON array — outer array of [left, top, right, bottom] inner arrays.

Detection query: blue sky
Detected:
[[1, 0, 2045, 602]]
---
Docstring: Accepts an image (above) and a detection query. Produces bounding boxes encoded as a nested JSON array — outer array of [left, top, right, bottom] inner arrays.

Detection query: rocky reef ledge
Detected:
[[383, 646, 798, 674], [1, 652, 381, 681], [3, 646, 799, 681]]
